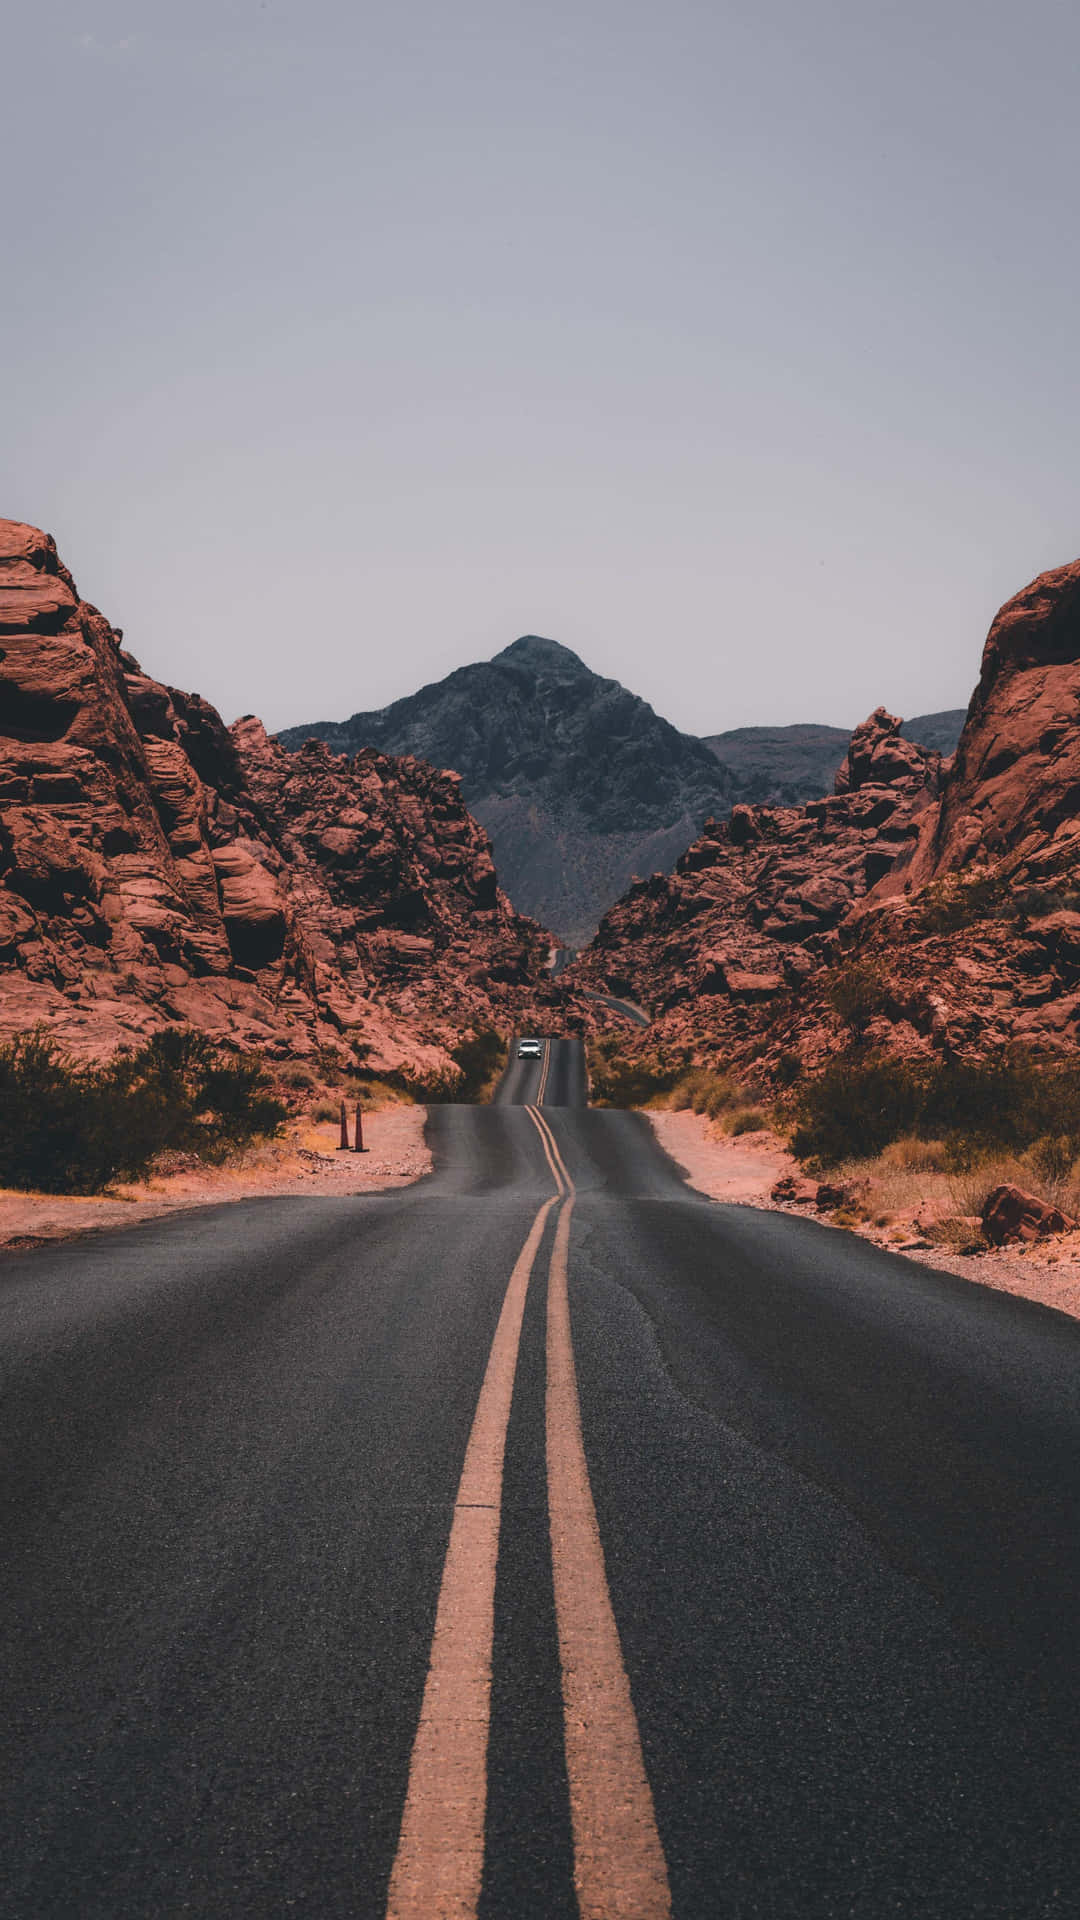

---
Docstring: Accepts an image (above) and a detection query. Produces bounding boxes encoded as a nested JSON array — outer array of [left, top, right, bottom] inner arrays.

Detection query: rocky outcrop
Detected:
[[575, 559, 1080, 1077], [0, 521, 550, 1071], [703, 711, 964, 807], [574, 706, 941, 1063], [875, 561, 1080, 897]]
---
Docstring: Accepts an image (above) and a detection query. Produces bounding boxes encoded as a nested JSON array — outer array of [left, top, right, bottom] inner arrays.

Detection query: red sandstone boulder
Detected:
[[981, 1184, 1075, 1246]]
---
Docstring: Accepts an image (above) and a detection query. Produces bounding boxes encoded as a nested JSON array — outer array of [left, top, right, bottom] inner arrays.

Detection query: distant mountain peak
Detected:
[[493, 635, 591, 674], [279, 636, 732, 943]]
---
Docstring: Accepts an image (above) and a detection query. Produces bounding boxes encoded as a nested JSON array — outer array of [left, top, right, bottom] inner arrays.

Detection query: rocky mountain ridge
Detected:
[[282, 643, 964, 943], [280, 636, 737, 945], [0, 520, 552, 1074], [573, 560, 1080, 1077]]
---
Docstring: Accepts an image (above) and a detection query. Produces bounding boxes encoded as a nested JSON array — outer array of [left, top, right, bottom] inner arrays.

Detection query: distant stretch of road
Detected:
[[3, 1037, 1079, 1916], [493, 1035, 589, 1108]]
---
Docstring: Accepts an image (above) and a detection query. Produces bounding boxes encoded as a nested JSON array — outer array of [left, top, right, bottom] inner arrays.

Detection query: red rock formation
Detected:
[[574, 707, 941, 1065], [575, 557, 1080, 1076], [875, 559, 1080, 894], [0, 520, 550, 1072]]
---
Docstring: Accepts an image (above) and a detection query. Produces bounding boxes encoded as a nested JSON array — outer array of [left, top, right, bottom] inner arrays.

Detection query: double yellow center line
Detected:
[[385, 1106, 671, 1918], [536, 1038, 552, 1106]]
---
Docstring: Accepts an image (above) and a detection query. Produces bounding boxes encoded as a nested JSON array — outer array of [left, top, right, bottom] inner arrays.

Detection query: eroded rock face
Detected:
[[878, 560, 1080, 894], [576, 559, 1080, 1077], [574, 707, 940, 1064], [0, 520, 550, 1070]]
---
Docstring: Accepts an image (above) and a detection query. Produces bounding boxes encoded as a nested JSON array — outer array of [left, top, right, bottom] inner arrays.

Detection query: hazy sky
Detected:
[[6, 1, 1080, 737]]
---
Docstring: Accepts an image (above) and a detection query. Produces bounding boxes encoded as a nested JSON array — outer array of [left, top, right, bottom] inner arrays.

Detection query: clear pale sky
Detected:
[[6, 1, 1080, 736]]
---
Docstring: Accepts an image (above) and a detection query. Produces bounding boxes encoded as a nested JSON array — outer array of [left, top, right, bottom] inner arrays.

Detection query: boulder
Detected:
[[981, 1183, 1075, 1246]]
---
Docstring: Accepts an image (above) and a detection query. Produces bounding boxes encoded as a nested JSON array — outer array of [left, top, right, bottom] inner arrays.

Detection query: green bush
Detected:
[[792, 1048, 1080, 1168], [0, 1028, 287, 1194], [730, 1106, 770, 1135]]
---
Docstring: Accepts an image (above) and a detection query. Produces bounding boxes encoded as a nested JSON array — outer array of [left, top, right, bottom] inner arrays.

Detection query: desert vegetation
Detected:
[[788, 1048, 1080, 1248], [913, 870, 1080, 935], [790, 1048, 1080, 1169], [402, 1027, 508, 1104], [588, 1037, 770, 1134], [0, 1028, 287, 1195]]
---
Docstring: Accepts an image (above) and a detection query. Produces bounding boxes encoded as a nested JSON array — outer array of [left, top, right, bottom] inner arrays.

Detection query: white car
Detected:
[[517, 1038, 543, 1060]]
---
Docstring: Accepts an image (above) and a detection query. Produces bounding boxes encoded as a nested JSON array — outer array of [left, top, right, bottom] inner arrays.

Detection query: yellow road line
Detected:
[[527, 1105, 571, 1192], [536, 1038, 552, 1105], [385, 1192, 558, 1919], [542, 1145, 672, 1917], [525, 1103, 566, 1194], [390, 1098, 668, 1917]]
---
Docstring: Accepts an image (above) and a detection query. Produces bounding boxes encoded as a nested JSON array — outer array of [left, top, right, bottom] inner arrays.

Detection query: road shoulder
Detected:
[[647, 1106, 1080, 1322], [0, 1105, 432, 1252]]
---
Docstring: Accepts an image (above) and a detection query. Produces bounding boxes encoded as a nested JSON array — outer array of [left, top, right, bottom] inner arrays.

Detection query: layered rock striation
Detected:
[[0, 521, 550, 1071]]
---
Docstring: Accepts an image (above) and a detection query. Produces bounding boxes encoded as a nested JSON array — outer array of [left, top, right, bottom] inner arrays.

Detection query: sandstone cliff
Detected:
[[0, 521, 550, 1073], [574, 558, 1080, 1075]]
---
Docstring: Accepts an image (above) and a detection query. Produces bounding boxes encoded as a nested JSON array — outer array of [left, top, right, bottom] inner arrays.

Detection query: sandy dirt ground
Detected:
[[0, 1106, 431, 1253], [648, 1107, 1080, 1323]]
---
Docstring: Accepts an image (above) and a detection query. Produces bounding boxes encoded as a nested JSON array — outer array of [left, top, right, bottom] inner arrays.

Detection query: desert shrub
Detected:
[[0, 1027, 286, 1194], [923, 1215, 989, 1253], [312, 1101, 339, 1124], [405, 1028, 507, 1104], [1026, 1133, 1076, 1185], [1013, 885, 1080, 923], [792, 1055, 924, 1165], [280, 1064, 319, 1091], [588, 1038, 679, 1108], [793, 1048, 1080, 1169], [824, 959, 893, 1039], [449, 1027, 507, 1102], [668, 1067, 740, 1119], [730, 1106, 770, 1136], [830, 1207, 861, 1230], [880, 1135, 948, 1173], [914, 871, 1012, 933], [774, 1050, 803, 1087]]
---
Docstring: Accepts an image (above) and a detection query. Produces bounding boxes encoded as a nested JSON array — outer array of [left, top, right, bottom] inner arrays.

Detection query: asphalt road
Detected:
[[3, 1038, 1079, 1917], [548, 946, 650, 1024]]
